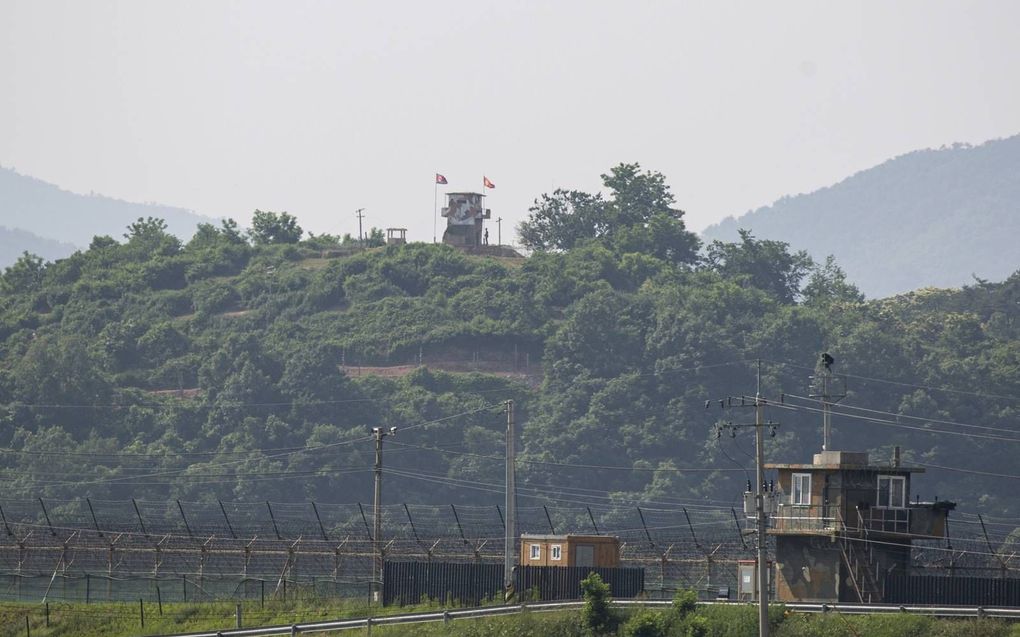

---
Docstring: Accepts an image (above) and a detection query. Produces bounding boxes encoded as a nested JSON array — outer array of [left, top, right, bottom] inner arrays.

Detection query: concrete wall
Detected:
[[775, 536, 843, 602]]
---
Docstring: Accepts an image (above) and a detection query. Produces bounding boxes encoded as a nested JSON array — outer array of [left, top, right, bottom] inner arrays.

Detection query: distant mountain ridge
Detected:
[[0, 226, 77, 266], [702, 135, 1020, 298], [0, 167, 215, 267]]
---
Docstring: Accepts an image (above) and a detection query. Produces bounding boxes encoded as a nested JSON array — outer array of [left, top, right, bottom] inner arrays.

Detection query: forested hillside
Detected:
[[702, 135, 1020, 297], [1, 164, 1019, 524]]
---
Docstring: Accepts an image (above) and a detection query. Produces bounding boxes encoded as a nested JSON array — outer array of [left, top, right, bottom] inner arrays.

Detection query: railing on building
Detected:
[[865, 506, 911, 534], [770, 501, 911, 535], [771, 504, 837, 532]]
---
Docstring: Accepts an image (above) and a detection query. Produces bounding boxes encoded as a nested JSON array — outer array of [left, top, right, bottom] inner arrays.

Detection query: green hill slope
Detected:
[[0, 177, 1018, 525]]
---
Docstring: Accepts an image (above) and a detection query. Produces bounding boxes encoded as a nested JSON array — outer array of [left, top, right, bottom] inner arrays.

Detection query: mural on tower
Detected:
[[441, 192, 490, 246]]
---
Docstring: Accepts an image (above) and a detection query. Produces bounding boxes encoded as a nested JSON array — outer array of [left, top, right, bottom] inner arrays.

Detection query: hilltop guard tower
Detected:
[[762, 355, 955, 603], [441, 192, 490, 247]]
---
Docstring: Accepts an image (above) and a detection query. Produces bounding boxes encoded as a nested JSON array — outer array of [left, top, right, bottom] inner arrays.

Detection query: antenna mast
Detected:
[[810, 352, 846, 451]]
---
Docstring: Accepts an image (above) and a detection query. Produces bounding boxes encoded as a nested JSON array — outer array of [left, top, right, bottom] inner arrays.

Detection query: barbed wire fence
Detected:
[[0, 498, 1014, 604]]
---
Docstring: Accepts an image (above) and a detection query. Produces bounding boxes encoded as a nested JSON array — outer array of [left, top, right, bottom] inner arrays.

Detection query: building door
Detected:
[[575, 544, 594, 567]]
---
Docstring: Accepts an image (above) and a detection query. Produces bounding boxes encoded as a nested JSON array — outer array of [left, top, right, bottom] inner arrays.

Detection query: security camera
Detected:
[[389, 427, 397, 435]]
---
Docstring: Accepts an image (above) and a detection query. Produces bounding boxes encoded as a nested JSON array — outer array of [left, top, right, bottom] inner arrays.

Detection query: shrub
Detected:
[[580, 571, 615, 635], [672, 588, 698, 619], [621, 609, 665, 637], [685, 614, 709, 637]]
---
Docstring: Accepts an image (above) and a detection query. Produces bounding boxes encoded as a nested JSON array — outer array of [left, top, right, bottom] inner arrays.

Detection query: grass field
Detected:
[[0, 598, 418, 637], [5, 600, 1020, 637]]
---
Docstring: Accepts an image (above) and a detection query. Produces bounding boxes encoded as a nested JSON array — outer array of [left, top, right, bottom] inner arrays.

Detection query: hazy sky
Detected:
[[2, 1, 1019, 243]]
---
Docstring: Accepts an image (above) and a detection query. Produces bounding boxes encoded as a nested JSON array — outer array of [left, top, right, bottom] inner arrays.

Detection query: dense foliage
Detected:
[[1, 165, 1018, 530]]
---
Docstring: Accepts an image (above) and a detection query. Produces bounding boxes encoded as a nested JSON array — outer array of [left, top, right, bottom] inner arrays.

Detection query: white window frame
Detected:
[[792, 473, 812, 506], [529, 544, 541, 560], [551, 544, 562, 561], [877, 475, 906, 509]]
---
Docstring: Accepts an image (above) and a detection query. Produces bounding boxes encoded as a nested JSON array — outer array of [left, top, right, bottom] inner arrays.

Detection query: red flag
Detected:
[[435, 173, 448, 185], [483, 176, 495, 189]]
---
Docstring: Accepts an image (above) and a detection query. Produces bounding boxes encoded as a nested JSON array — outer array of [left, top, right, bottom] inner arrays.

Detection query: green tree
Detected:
[[518, 189, 607, 251], [250, 210, 303, 244], [705, 229, 814, 303], [803, 255, 865, 306], [365, 227, 386, 247], [1, 252, 45, 293], [518, 163, 700, 264], [124, 216, 181, 256]]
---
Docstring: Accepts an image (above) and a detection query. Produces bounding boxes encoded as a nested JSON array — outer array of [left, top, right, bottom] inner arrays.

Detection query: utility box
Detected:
[[736, 559, 773, 601], [743, 490, 779, 518]]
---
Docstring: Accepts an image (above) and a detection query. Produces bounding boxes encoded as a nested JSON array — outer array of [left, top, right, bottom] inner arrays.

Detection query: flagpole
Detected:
[[433, 175, 438, 244]]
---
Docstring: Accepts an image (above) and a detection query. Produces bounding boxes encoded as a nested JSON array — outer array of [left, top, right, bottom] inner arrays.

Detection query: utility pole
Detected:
[[503, 399, 518, 595], [710, 360, 777, 637], [356, 208, 366, 247], [496, 217, 503, 247], [754, 360, 769, 637], [371, 426, 396, 603], [504, 400, 516, 596]]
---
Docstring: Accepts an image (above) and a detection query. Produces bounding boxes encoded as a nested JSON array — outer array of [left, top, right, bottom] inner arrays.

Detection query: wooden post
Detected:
[[139, 598, 145, 628]]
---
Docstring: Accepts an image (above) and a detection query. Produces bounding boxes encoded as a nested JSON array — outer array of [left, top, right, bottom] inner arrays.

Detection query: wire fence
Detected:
[[0, 497, 1015, 604]]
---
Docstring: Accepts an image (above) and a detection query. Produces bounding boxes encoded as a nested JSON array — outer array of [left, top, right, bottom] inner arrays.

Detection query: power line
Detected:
[[386, 440, 749, 473], [912, 461, 1020, 481], [384, 466, 738, 511], [767, 358, 1020, 403], [783, 393, 1020, 435], [10, 403, 503, 489], [771, 401, 1020, 443]]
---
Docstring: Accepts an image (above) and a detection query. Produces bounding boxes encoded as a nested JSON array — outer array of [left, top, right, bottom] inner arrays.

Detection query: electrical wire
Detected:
[[386, 440, 748, 474], [783, 393, 1020, 435], [911, 461, 1020, 481], [770, 401, 1020, 443], [7, 402, 503, 488], [767, 358, 1020, 403]]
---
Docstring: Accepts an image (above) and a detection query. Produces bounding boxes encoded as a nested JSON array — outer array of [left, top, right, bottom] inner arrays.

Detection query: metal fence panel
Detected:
[[383, 562, 504, 606], [885, 574, 1020, 606], [382, 562, 644, 606]]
